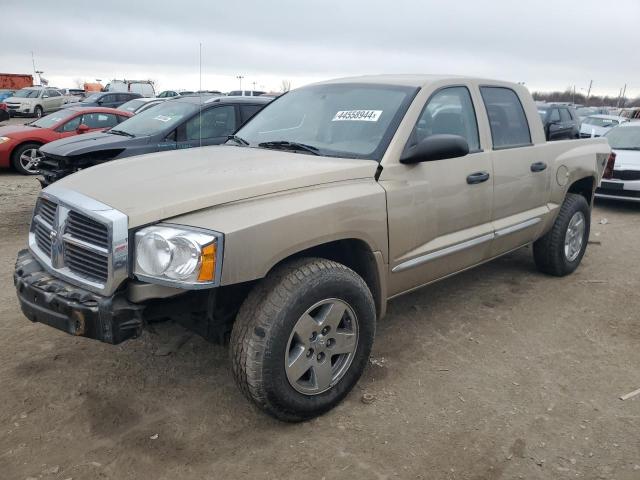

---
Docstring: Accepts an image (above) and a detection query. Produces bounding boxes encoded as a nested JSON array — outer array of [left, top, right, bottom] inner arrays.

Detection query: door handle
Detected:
[[530, 162, 547, 172], [466, 171, 490, 184]]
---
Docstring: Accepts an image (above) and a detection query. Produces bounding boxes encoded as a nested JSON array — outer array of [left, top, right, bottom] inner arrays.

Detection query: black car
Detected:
[[537, 104, 580, 140], [62, 92, 143, 110], [39, 95, 272, 185]]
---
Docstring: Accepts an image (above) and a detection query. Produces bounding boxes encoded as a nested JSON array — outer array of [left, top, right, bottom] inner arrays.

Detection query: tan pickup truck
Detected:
[[14, 75, 612, 421]]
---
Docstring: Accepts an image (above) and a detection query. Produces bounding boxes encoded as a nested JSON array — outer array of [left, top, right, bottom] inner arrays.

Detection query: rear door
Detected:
[[559, 108, 574, 139], [383, 85, 495, 296], [546, 108, 562, 140], [480, 86, 550, 257]]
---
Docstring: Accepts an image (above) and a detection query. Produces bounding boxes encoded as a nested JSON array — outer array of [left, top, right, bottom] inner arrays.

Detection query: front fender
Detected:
[[167, 179, 389, 286]]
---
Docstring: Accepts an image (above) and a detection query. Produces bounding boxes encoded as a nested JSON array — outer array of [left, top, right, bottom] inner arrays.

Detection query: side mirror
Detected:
[[76, 124, 90, 134], [96, 99, 103, 105], [400, 134, 469, 164]]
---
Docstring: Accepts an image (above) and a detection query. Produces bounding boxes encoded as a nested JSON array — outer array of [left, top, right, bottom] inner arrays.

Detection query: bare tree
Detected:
[[281, 79, 291, 92], [73, 77, 85, 89]]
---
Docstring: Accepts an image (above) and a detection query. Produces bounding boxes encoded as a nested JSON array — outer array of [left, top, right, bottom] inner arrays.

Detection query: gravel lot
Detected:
[[0, 128, 639, 479]]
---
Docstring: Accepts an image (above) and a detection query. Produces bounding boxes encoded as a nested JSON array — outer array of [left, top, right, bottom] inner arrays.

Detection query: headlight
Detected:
[[0, 137, 10, 144], [134, 224, 223, 288]]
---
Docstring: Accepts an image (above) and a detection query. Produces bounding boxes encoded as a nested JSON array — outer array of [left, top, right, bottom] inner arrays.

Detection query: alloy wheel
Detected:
[[285, 298, 359, 395]]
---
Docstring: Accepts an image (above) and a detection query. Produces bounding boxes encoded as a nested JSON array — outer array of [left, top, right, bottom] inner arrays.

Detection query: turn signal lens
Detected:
[[198, 243, 217, 282]]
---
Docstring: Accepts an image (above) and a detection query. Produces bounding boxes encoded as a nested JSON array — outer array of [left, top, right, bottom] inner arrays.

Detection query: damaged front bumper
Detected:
[[14, 249, 144, 344]]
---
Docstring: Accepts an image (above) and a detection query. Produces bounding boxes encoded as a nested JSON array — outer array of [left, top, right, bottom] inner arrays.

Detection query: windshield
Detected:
[[13, 89, 41, 98], [31, 111, 73, 129], [583, 117, 618, 127], [537, 108, 548, 119], [119, 99, 145, 112], [111, 101, 197, 136], [605, 126, 640, 150], [234, 83, 418, 160]]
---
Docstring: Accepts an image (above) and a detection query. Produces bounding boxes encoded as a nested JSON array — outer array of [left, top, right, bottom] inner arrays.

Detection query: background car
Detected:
[[4, 87, 66, 118], [157, 90, 180, 98], [537, 103, 580, 140], [227, 90, 266, 96], [0, 89, 15, 102], [117, 97, 167, 114], [575, 106, 609, 120], [0, 103, 9, 123], [62, 91, 142, 109], [0, 107, 132, 175], [579, 115, 628, 138], [596, 123, 640, 202], [39, 95, 272, 184]]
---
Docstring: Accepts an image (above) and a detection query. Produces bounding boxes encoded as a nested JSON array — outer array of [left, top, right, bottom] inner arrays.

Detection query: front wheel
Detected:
[[11, 143, 43, 175], [33, 106, 43, 118], [230, 257, 376, 422], [533, 193, 590, 276]]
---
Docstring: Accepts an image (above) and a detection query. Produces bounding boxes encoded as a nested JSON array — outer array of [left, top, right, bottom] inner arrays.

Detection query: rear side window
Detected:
[[560, 109, 572, 122], [480, 87, 531, 149], [549, 109, 560, 122], [183, 105, 237, 140]]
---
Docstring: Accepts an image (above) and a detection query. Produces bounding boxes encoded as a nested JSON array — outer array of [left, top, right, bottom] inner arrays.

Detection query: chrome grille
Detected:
[[28, 187, 129, 295], [66, 211, 109, 248], [33, 198, 56, 256], [64, 242, 109, 282]]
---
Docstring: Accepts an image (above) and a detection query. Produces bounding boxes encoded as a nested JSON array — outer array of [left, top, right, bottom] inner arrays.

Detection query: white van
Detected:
[[105, 80, 155, 98]]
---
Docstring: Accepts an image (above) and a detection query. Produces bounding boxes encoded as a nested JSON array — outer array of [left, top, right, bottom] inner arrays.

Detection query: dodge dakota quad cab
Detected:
[[14, 75, 612, 421]]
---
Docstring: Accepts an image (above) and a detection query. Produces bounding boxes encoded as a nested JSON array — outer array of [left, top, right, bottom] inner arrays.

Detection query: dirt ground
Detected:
[[0, 139, 639, 479]]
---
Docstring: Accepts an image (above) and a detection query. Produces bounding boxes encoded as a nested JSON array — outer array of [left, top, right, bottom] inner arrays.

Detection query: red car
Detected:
[[0, 107, 132, 175]]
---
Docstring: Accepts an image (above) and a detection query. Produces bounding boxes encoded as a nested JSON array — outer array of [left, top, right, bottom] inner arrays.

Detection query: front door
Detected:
[[382, 85, 494, 297], [176, 105, 238, 149], [479, 86, 551, 257]]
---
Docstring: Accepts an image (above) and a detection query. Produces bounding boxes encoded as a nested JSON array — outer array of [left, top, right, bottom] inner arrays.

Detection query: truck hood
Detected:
[[48, 145, 379, 228], [41, 131, 145, 156], [613, 148, 640, 170]]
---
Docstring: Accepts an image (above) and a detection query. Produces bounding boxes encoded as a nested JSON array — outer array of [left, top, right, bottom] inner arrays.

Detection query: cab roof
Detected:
[[312, 74, 492, 88]]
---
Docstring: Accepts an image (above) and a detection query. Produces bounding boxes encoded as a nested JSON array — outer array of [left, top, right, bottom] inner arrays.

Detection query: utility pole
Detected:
[[572, 85, 576, 105], [620, 83, 627, 108], [616, 87, 623, 108], [586, 80, 592, 102], [236, 75, 244, 92], [252, 81, 256, 91]]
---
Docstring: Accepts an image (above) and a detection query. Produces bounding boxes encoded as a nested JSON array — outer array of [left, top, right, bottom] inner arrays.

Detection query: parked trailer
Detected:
[[0, 74, 33, 90]]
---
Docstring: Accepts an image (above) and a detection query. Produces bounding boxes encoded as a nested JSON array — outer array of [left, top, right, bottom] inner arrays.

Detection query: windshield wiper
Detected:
[[258, 140, 320, 155], [227, 134, 249, 146], [109, 129, 135, 138]]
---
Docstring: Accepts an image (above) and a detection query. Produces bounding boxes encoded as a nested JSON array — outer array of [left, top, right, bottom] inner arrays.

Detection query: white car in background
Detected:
[[4, 87, 66, 118], [580, 115, 629, 138], [596, 122, 640, 202]]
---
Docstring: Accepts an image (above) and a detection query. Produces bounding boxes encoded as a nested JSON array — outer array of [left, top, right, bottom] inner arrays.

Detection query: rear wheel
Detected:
[[11, 143, 43, 175], [533, 193, 590, 276], [230, 257, 376, 422]]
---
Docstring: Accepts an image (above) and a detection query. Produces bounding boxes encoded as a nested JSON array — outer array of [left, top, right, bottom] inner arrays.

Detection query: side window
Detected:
[[61, 115, 82, 132], [240, 104, 262, 123], [549, 109, 560, 122], [559, 109, 572, 122], [184, 105, 237, 140], [480, 87, 532, 149], [410, 86, 480, 152], [82, 113, 119, 129]]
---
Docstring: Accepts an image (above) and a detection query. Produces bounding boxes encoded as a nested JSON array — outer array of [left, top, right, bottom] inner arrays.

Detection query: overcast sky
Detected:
[[1, 0, 639, 97]]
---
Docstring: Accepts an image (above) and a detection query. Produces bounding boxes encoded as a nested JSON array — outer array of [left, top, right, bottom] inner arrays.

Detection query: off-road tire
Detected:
[[533, 193, 590, 276], [230, 257, 376, 422]]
